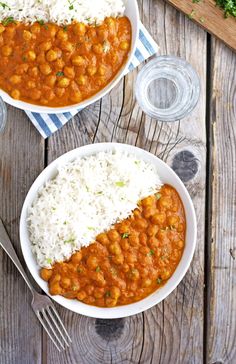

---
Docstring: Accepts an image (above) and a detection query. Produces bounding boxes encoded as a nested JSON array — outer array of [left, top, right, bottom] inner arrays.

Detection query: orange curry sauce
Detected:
[[40, 185, 186, 308], [0, 17, 131, 106]]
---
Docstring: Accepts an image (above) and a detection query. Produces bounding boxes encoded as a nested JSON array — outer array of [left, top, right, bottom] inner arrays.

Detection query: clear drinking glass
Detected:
[[135, 55, 200, 122], [0, 97, 7, 133]]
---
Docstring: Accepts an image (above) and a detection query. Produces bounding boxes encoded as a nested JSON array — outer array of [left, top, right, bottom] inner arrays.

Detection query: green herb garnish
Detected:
[[46, 258, 52, 264], [64, 238, 75, 244], [0, 2, 11, 10], [87, 226, 95, 231], [95, 266, 101, 272], [37, 19, 45, 26], [188, 10, 196, 19], [115, 181, 125, 187], [155, 193, 161, 200], [56, 71, 64, 77], [215, 0, 236, 18], [105, 291, 111, 297], [2, 17, 15, 26], [192, 0, 201, 3], [148, 249, 155, 256], [157, 277, 162, 284], [121, 232, 130, 239]]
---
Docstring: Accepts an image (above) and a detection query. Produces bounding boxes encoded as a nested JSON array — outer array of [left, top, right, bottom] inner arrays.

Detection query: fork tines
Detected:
[[36, 305, 72, 351]]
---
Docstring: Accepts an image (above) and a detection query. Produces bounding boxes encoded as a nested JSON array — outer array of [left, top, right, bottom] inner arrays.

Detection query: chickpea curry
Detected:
[[0, 17, 131, 106], [40, 185, 186, 308]]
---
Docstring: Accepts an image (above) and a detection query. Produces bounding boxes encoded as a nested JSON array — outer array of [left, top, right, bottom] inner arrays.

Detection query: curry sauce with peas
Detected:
[[0, 17, 131, 106], [40, 185, 186, 308]]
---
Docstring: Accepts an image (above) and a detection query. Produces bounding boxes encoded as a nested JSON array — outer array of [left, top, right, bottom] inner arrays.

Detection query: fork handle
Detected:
[[0, 220, 34, 294]]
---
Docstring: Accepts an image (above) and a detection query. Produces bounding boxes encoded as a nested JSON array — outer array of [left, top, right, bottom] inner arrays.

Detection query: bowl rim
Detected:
[[19, 142, 197, 319], [0, 0, 140, 114]]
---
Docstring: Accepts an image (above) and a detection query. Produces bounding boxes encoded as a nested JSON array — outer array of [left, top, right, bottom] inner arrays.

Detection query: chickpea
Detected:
[[129, 234, 139, 247], [10, 75, 21, 85], [177, 240, 184, 248], [5, 27, 15, 39], [57, 77, 70, 88], [55, 58, 65, 69], [167, 215, 179, 228], [15, 64, 29, 75], [161, 270, 171, 280], [45, 75, 57, 87], [132, 218, 148, 231], [72, 55, 86, 67], [71, 251, 82, 264], [40, 99, 49, 105], [39, 63, 51, 75], [140, 246, 150, 255], [11, 89, 20, 100], [110, 286, 120, 300], [129, 281, 138, 292], [112, 254, 124, 265], [85, 285, 95, 295], [76, 75, 86, 86], [92, 44, 103, 55], [97, 27, 109, 42], [64, 66, 75, 79], [73, 23, 86, 36], [31, 89, 41, 100], [0, 24, 5, 34], [159, 196, 172, 209], [0, 35, 3, 47], [40, 268, 53, 281], [142, 278, 152, 288], [49, 273, 61, 284], [97, 65, 106, 76], [26, 80, 36, 89], [37, 52, 46, 64], [48, 24, 57, 38], [105, 297, 117, 307], [139, 232, 147, 245], [1, 45, 12, 56], [45, 89, 55, 101], [77, 291, 87, 301], [28, 66, 39, 78], [177, 223, 184, 233], [91, 272, 106, 287], [96, 233, 109, 245], [107, 229, 120, 242], [126, 252, 137, 264], [22, 30, 32, 41], [86, 255, 98, 270], [49, 282, 62, 295], [147, 225, 158, 237], [133, 209, 142, 219], [70, 90, 82, 103], [122, 263, 130, 273], [151, 213, 166, 225], [105, 17, 115, 27], [31, 23, 41, 34], [86, 66, 97, 77], [143, 207, 155, 219], [109, 242, 121, 255], [60, 41, 74, 52], [55, 87, 65, 98], [57, 29, 68, 41], [46, 49, 58, 62], [142, 196, 154, 207], [26, 50, 36, 61], [120, 239, 129, 251], [120, 41, 129, 51], [94, 287, 105, 299], [61, 277, 71, 289], [40, 41, 52, 52]]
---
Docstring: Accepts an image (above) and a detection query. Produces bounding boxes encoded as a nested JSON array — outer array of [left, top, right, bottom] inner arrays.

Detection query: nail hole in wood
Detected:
[[171, 150, 199, 182], [95, 318, 125, 341]]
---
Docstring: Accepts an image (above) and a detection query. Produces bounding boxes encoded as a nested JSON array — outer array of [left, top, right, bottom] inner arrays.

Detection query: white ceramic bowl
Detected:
[[0, 1, 139, 114], [20, 143, 197, 318]]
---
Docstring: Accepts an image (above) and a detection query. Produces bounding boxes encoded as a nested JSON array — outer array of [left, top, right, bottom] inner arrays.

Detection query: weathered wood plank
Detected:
[[45, 1, 206, 363], [207, 39, 236, 364], [0, 106, 44, 364]]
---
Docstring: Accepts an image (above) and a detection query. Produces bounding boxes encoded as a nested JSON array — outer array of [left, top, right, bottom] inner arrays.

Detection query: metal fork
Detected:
[[0, 219, 72, 351]]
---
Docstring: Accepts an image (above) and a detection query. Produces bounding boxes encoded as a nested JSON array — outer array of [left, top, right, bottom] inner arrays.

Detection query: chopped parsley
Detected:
[[121, 232, 130, 239], [37, 20, 45, 26], [105, 291, 111, 297], [157, 277, 162, 285], [56, 71, 64, 77], [115, 181, 125, 187], [95, 266, 101, 272], [148, 249, 155, 256], [2, 17, 15, 26], [46, 258, 52, 264], [155, 193, 161, 200], [192, 0, 201, 3], [0, 2, 11, 10]]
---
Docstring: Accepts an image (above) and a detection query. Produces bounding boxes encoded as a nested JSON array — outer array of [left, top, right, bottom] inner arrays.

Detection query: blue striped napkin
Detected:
[[26, 22, 159, 138]]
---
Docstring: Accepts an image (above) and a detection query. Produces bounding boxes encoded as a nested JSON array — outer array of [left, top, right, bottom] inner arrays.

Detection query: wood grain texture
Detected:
[[0, 106, 44, 364], [208, 39, 236, 363], [165, 0, 236, 52], [44, 1, 207, 363]]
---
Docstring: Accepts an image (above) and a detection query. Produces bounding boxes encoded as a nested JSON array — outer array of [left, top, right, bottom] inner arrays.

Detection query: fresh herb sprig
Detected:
[[215, 0, 236, 18]]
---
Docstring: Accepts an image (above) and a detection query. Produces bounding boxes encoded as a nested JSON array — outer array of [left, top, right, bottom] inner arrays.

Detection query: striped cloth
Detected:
[[26, 22, 159, 138]]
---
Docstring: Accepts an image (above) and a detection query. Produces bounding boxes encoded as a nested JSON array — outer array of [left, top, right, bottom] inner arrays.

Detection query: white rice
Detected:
[[0, 0, 125, 25], [27, 150, 163, 268]]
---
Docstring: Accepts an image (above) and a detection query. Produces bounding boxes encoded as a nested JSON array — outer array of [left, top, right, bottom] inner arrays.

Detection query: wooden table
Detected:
[[0, 1, 235, 363]]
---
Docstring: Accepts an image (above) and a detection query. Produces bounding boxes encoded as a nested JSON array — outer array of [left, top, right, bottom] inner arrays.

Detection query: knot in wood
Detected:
[[95, 318, 125, 341], [172, 150, 199, 182]]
